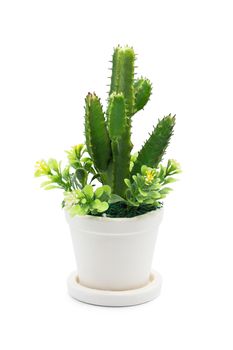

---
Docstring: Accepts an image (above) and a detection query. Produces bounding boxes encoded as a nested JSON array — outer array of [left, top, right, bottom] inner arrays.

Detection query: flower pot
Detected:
[[66, 208, 164, 301]]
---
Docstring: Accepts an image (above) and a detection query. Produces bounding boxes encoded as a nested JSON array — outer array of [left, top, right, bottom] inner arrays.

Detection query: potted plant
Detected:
[[35, 45, 181, 307]]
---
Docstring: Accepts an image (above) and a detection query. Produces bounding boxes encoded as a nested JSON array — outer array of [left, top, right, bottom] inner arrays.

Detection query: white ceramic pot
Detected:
[[65, 208, 164, 291]]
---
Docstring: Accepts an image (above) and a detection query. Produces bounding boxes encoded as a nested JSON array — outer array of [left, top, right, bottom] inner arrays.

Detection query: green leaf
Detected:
[[81, 157, 92, 163], [159, 187, 172, 195], [76, 168, 88, 188], [97, 202, 109, 213], [34, 169, 43, 177], [95, 187, 104, 198], [66, 144, 85, 166], [92, 200, 109, 213], [141, 165, 148, 176], [138, 187, 148, 197], [167, 159, 182, 175], [83, 184, 94, 199], [69, 205, 88, 217], [92, 199, 101, 209], [135, 195, 144, 203], [109, 194, 125, 204], [101, 185, 111, 196], [44, 185, 61, 190], [143, 198, 155, 204], [40, 180, 53, 187], [62, 166, 70, 181], [151, 191, 161, 199], [48, 159, 59, 172], [164, 177, 177, 184], [95, 185, 111, 202], [124, 179, 131, 188]]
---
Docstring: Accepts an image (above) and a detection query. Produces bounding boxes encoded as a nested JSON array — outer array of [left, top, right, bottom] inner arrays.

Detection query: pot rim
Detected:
[[65, 206, 164, 223]]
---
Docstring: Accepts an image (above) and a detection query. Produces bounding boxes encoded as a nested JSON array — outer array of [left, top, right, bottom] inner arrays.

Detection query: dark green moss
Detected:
[[91, 202, 163, 218]]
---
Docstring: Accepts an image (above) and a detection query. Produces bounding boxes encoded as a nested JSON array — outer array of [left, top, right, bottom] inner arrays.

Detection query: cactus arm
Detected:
[[109, 46, 135, 116], [107, 92, 127, 139], [133, 78, 152, 115], [119, 47, 135, 116], [131, 114, 176, 176], [107, 93, 132, 197], [111, 136, 132, 197], [84, 93, 111, 174], [109, 46, 121, 94]]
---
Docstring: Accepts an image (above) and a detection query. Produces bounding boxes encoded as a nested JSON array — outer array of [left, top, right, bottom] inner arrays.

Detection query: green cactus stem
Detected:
[[107, 92, 127, 139], [109, 46, 135, 116], [133, 78, 152, 114], [109, 46, 121, 96], [84, 47, 176, 197], [84, 93, 112, 178], [107, 93, 132, 196], [131, 114, 176, 176]]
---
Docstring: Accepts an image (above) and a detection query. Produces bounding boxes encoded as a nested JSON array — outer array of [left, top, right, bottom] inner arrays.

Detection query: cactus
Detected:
[[83, 46, 175, 199], [107, 93, 132, 196], [84, 93, 112, 185], [107, 47, 135, 195], [131, 115, 176, 176], [35, 45, 179, 217]]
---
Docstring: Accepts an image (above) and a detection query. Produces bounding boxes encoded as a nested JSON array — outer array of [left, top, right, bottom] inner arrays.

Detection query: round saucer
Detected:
[[67, 270, 162, 307]]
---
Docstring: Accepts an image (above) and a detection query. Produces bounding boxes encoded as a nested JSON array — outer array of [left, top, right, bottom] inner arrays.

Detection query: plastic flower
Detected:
[[66, 144, 85, 166], [34, 160, 51, 177], [64, 185, 111, 216], [63, 191, 79, 209], [125, 161, 181, 207], [144, 168, 156, 184]]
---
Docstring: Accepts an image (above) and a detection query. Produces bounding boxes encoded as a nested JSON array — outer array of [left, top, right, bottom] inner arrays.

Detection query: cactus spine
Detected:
[[84, 46, 175, 198]]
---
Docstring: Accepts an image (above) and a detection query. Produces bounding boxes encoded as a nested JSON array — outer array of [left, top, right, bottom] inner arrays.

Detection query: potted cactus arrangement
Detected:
[[35, 46, 181, 306]]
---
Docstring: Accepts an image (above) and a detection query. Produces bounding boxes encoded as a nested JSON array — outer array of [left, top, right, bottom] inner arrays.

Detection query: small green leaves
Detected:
[[34, 145, 100, 193], [82, 184, 94, 199], [130, 152, 138, 172], [131, 114, 176, 176], [92, 199, 109, 213], [66, 144, 86, 169], [34, 160, 51, 177], [47, 159, 59, 172], [34, 159, 71, 191], [75, 168, 88, 188], [95, 185, 111, 199], [125, 160, 181, 207], [133, 78, 152, 114], [166, 159, 181, 175], [64, 185, 112, 217]]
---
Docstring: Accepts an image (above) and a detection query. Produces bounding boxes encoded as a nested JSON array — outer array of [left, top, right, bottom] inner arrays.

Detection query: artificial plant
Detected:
[[35, 46, 181, 217]]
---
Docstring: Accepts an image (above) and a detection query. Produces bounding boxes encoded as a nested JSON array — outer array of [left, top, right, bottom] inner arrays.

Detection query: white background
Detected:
[[0, 0, 232, 349]]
